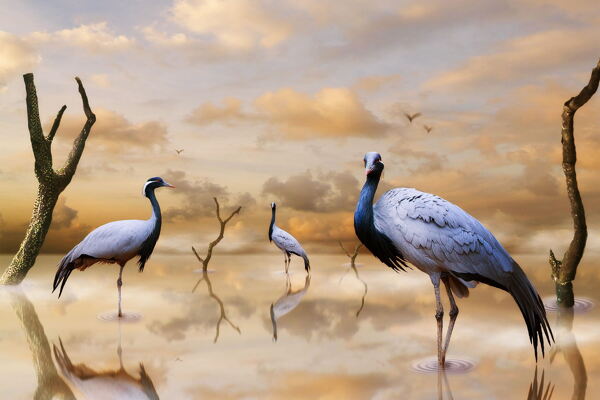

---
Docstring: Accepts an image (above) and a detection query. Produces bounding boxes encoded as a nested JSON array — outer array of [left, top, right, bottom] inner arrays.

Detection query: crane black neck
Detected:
[[145, 187, 162, 222], [354, 171, 381, 242], [269, 206, 276, 241]]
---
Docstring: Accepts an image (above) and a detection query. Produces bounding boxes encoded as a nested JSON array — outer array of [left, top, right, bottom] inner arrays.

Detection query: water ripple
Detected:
[[97, 311, 142, 322], [543, 297, 595, 314], [411, 356, 476, 374]]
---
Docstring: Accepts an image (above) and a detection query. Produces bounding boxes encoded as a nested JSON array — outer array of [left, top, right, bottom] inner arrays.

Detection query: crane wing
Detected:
[[62, 220, 152, 265], [271, 227, 307, 257], [374, 188, 515, 284]]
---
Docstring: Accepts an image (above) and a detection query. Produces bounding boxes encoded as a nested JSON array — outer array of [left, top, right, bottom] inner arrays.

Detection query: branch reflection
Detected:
[[192, 269, 241, 343]]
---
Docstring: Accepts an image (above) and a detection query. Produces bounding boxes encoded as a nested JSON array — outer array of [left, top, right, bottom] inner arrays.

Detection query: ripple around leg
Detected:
[[97, 311, 142, 323], [410, 356, 476, 374], [543, 297, 595, 314], [192, 269, 217, 274]]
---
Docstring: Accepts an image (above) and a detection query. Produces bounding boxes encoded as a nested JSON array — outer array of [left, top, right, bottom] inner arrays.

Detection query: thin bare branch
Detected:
[[192, 198, 242, 272], [23, 73, 53, 179], [59, 77, 96, 181], [47, 105, 67, 142]]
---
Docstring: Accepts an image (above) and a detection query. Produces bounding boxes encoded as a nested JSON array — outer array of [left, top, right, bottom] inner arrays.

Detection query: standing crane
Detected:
[[354, 152, 552, 367], [53, 177, 174, 318], [268, 202, 310, 273]]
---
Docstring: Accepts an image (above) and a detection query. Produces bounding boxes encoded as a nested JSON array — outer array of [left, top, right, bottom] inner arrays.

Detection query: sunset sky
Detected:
[[1, 0, 599, 260]]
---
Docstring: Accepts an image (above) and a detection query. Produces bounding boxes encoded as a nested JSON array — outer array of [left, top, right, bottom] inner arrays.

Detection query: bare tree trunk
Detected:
[[191, 197, 241, 272], [9, 288, 76, 400], [1, 73, 95, 285], [549, 59, 600, 307]]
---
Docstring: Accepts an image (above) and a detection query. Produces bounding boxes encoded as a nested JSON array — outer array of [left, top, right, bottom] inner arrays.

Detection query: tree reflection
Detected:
[[549, 306, 587, 400], [192, 269, 241, 343], [270, 274, 311, 341], [8, 287, 76, 400]]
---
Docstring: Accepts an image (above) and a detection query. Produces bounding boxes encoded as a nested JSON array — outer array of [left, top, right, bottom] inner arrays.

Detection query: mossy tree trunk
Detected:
[[549, 59, 600, 307], [0, 73, 95, 285]]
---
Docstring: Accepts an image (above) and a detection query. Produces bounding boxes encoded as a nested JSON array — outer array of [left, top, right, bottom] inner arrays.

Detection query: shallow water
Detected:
[[0, 253, 598, 399]]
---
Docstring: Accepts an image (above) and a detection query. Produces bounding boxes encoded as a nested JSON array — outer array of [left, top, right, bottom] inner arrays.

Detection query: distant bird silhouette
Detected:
[[423, 124, 433, 133], [53, 177, 174, 317], [269, 202, 310, 273], [354, 152, 552, 367], [404, 112, 422, 123], [175, 149, 184, 155]]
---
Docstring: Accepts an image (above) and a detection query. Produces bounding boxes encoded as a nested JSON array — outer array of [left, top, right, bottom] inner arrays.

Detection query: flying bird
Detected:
[[53, 177, 174, 317], [354, 152, 552, 367], [269, 202, 310, 273], [404, 112, 422, 123], [423, 124, 433, 133], [175, 149, 184, 155]]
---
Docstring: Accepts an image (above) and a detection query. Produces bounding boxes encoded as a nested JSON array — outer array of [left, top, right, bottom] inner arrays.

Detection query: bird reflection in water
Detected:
[[192, 269, 241, 343], [338, 241, 367, 317], [53, 330, 160, 400], [270, 274, 311, 341], [527, 367, 554, 400]]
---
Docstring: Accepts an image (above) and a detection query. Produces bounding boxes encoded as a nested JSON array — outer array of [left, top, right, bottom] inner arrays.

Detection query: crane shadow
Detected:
[[53, 321, 160, 400], [192, 269, 241, 343], [7, 287, 76, 400], [270, 273, 311, 341]]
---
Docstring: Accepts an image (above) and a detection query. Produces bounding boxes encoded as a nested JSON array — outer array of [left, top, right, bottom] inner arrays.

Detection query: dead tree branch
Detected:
[[338, 241, 367, 317], [1, 74, 96, 285], [191, 197, 241, 271], [549, 58, 599, 307]]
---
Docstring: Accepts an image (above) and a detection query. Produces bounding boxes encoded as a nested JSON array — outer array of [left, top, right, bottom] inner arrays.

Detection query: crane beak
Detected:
[[164, 182, 175, 188]]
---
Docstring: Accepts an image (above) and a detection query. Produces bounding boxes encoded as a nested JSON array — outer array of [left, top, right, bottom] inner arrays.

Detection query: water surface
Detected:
[[0, 254, 597, 399]]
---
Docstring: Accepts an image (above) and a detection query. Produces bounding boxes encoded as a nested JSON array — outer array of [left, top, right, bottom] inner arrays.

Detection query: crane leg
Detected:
[[117, 264, 124, 318], [441, 275, 459, 365], [432, 276, 444, 367]]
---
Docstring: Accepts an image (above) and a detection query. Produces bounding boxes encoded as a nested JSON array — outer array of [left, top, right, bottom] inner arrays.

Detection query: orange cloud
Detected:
[[50, 108, 169, 154], [0, 31, 39, 89], [255, 87, 389, 139], [28, 22, 135, 53]]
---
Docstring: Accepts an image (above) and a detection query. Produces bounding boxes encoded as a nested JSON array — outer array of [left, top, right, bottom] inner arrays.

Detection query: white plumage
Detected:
[[268, 202, 310, 273], [355, 152, 552, 367], [53, 177, 174, 317]]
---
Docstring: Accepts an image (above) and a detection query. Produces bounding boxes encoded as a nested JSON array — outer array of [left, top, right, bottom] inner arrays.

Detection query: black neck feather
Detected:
[[354, 171, 409, 272], [138, 189, 162, 272], [268, 207, 275, 242]]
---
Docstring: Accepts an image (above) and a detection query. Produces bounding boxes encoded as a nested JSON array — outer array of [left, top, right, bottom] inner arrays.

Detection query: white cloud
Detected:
[[0, 31, 40, 89], [28, 22, 135, 53]]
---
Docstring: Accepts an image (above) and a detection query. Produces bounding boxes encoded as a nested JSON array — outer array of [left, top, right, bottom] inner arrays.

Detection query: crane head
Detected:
[[364, 152, 384, 176], [271, 202, 276, 210], [143, 177, 175, 197]]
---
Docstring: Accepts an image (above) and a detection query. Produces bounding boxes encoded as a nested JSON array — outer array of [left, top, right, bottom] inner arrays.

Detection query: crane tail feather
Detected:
[[452, 266, 553, 359], [53, 259, 75, 298], [303, 255, 310, 272]]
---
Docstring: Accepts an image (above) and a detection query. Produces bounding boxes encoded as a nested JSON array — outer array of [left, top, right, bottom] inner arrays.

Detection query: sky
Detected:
[[1, 0, 599, 260]]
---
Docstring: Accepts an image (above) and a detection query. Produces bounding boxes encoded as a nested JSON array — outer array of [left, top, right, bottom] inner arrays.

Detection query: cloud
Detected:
[[262, 170, 359, 212], [0, 31, 40, 89], [185, 97, 252, 126], [426, 28, 600, 90], [50, 108, 169, 154], [51, 198, 78, 229], [185, 87, 389, 140], [170, 0, 294, 50], [255, 87, 389, 139], [164, 169, 256, 221], [89, 74, 111, 88], [351, 74, 402, 92], [28, 22, 135, 53]]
